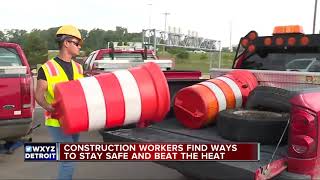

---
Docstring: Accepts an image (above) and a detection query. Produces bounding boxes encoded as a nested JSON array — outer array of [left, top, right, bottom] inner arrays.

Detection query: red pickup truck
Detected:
[[100, 25, 320, 179], [0, 42, 34, 141]]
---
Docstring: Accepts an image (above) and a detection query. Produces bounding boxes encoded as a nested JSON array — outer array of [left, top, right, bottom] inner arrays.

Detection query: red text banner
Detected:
[[59, 143, 259, 161]]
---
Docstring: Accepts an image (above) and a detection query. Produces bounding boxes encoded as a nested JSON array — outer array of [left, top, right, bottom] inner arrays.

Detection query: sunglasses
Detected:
[[68, 40, 81, 47]]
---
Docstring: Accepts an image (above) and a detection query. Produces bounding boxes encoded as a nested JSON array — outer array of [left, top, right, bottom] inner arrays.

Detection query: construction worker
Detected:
[[35, 25, 83, 180]]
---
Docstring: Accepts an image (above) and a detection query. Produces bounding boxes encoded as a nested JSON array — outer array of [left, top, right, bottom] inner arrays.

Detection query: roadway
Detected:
[[0, 107, 186, 179]]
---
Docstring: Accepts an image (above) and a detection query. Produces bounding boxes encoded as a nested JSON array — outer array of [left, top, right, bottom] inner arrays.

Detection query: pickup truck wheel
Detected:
[[217, 109, 289, 144], [245, 86, 297, 113]]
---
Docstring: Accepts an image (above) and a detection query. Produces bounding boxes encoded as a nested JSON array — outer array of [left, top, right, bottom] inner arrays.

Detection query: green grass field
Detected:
[[46, 50, 235, 74], [158, 51, 236, 74]]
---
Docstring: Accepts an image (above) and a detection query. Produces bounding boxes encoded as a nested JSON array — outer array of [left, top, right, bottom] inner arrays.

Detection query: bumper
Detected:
[[0, 118, 32, 140]]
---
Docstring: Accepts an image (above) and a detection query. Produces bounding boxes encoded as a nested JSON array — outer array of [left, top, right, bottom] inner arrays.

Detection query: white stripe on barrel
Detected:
[[200, 81, 227, 111], [113, 70, 142, 125], [79, 77, 106, 130], [216, 76, 243, 107]]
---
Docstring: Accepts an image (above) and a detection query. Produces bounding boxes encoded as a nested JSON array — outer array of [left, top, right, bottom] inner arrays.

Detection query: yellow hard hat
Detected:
[[56, 25, 82, 41]]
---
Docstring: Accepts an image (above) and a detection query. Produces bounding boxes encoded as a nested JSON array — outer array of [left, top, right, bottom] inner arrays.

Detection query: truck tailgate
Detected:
[[0, 66, 26, 119], [101, 118, 309, 179]]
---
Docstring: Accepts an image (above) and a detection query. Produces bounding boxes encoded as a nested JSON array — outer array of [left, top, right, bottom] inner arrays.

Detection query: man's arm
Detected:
[[35, 79, 54, 112]]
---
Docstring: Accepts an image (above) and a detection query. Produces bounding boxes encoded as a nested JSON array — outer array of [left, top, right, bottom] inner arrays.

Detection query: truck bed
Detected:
[[101, 117, 309, 179]]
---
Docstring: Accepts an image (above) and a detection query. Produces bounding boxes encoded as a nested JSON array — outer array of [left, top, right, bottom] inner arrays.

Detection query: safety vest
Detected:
[[41, 58, 84, 127]]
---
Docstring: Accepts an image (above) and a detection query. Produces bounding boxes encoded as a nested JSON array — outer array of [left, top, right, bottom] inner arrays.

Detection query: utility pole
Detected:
[[147, 3, 152, 29], [162, 12, 170, 52], [162, 12, 170, 32], [313, 0, 318, 34], [229, 21, 233, 52]]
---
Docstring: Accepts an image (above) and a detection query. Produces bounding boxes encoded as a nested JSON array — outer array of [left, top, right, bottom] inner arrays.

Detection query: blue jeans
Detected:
[[47, 126, 80, 180]]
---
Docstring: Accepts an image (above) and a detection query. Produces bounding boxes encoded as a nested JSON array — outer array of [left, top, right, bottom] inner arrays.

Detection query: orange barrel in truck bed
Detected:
[[53, 62, 170, 135], [174, 70, 257, 129], [226, 70, 258, 105]]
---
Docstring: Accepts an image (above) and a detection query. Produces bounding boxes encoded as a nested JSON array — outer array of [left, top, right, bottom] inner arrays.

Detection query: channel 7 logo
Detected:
[[24, 143, 58, 161], [25, 145, 32, 153]]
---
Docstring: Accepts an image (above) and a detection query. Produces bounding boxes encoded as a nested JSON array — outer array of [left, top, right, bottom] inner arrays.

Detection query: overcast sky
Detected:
[[0, 0, 317, 47]]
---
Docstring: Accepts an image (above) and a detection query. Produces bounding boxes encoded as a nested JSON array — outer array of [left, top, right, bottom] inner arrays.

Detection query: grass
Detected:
[[158, 51, 236, 74], [45, 50, 236, 74]]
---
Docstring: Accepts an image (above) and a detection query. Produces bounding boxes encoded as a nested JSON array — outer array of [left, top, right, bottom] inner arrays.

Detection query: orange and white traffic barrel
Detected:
[[174, 70, 257, 129], [53, 62, 170, 135], [226, 70, 258, 104]]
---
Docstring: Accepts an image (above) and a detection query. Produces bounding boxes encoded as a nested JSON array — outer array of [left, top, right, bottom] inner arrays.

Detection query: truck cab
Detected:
[[0, 42, 34, 141], [233, 25, 320, 72]]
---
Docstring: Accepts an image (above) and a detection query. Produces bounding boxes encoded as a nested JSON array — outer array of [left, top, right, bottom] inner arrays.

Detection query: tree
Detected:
[[6, 29, 27, 44], [83, 28, 107, 51], [79, 29, 88, 41], [22, 30, 48, 65], [0, 31, 6, 41], [43, 27, 59, 50], [0, 26, 144, 63]]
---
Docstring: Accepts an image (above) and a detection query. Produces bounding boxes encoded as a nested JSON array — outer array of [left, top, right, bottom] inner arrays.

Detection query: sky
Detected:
[[0, 0, 317, 47]]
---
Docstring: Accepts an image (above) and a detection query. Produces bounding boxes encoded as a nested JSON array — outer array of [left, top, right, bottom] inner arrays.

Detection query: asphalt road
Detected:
[[0, 107, 186, 180]]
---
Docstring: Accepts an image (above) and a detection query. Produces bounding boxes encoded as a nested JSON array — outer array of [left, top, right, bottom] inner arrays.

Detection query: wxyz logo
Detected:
[[32, 146, 56, 152]]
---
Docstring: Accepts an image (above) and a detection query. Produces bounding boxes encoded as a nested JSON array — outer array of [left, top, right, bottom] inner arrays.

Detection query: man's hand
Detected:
[[45, 104, 55, 113]]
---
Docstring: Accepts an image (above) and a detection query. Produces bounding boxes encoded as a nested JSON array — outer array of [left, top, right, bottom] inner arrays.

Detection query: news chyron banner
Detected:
[[24, 143, 260, 161]]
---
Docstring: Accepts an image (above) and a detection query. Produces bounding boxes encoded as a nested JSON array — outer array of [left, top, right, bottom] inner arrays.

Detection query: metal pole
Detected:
[[162, 12, 170, 53], [142, 29, 145, 48], [313, 0, 318, 34], [147, 3, 152, 29], [229, 21, 233, 52], [209, 52, 213, 69], [218, 41, 222, 69], [163, 12, 170, 32], [153, 29, 157, 53]]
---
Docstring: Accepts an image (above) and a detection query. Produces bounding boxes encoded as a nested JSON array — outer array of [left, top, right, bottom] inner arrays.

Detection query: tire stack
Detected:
[[173, 70, 258, 129], [217, 86, 297, 144], [174, 68, 297, 145]]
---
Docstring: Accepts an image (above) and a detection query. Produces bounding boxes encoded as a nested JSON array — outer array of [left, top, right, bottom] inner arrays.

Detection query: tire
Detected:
[[245, 86, 297, 113], [217, 109, 289, 144]]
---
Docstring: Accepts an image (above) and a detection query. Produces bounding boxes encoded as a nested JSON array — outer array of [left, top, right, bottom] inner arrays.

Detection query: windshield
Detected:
[[239, 52, 320, 72], [285, 59, 314, 69], [0, 47, 22, 66]]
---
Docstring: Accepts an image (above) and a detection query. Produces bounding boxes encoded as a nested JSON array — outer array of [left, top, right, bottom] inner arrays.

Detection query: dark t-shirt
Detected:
[[37, 57, 74, 81]]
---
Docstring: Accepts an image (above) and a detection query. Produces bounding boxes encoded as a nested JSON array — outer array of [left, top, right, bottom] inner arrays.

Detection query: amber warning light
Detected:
[[273, 25, 304, 35]]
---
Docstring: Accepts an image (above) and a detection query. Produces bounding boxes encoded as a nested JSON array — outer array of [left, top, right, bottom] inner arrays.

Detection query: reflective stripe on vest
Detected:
[[44, 60, 59, 76], [75, 62, 83, 75], [42, 58, 83, 127]]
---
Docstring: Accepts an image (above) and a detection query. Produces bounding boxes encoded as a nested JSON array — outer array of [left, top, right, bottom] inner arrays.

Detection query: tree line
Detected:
[[0, 26, 142, 65]]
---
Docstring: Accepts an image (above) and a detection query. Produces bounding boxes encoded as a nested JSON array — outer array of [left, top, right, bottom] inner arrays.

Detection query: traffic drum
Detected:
[[174, 70, 257, 128], [53, 62, 170, 134]]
